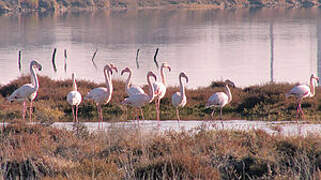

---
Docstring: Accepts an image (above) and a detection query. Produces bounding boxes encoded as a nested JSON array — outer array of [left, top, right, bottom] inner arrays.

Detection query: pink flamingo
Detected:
[[121, 71, 157, 126], [67, 73, 82, 123], [121, 67, 144, 96], [171, 72, 188, 122], [206, 80, 234, 120], [7, 60, 42, 122], [153, 62, 171, 123], [85, 64, 118, 128], [286, 74, 319, 120]]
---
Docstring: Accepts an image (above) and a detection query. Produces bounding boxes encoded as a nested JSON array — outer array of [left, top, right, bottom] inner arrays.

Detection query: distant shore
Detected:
[[0, 0, 320, 15]]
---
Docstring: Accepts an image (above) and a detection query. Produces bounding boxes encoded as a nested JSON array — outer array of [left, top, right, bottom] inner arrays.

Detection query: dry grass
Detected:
[[1, 76, 321, 122], [1, 123, 321, 179]]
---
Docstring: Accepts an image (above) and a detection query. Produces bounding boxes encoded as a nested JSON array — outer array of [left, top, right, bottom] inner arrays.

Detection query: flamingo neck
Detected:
[[179, 75, 185, 98], [72, 75, 77, 91], [30, 65, 39, 90], [147, 75, 155, 102], [310, 77, 316, 97], [125, 70, 132, 92], [104, 69, 112, 97], [160, 66, 167, 86], [225, 84, 232, 103]]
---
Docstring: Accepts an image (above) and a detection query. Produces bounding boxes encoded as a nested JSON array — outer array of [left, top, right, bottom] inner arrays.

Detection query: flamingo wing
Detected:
[[153, 81, 166, 98], [207, 92, 228, 107], [287, 84, 310, 98], [7, 84, 37, 102], [127, 84, 145, 96], [172, 92, 186, 108], [85, 87, 108, 104], [122, 93, 149, 107], [67, 91, 82, 106]]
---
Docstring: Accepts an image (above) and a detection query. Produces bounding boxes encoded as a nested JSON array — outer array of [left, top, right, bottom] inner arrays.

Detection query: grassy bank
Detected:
[[0, 0, 320, 15], [1, 123, 321, 179], [1, 75, 321, 122]]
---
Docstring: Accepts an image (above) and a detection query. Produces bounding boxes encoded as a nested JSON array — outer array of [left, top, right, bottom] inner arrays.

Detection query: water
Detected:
[[1, 8, 321, 88]]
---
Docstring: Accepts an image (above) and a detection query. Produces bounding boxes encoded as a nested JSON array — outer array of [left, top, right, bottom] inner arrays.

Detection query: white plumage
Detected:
[[67, 73, 82, 123], [122, 71, 157, 122], [7, 60, 42, 122], [153, 62, 171, 122], [172, 72, 188, 122], [85, 64, 118, 128], [121, 67, 144, 96], [286, 74, 319, 120], [206, 80, 234, 120]]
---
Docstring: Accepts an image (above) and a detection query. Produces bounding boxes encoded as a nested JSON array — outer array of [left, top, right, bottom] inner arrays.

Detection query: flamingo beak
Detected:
[[121, 69, 125, 76], [167, 66, 171, 72], [185, 75, 189, 83]]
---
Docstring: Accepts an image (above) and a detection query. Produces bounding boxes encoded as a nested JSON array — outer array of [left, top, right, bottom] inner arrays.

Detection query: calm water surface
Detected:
[[1, 8, 321, 88]]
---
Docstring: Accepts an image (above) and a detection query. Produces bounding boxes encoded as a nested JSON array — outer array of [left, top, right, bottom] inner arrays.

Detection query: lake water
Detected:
[[1, 8, 321, 88]]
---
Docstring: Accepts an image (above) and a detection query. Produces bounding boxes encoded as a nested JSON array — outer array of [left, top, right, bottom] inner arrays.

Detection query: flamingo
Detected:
[[206, 80, 235, 120], [286, 74, 319, 120], [121, 71, 157, 126], [153, 62, 171, 123], [7, 60, 42, 122], [121, 67, 144, 96], [84, 64, 118, 128], [67, 73, 82, 123], [171, 72, 188, 122]]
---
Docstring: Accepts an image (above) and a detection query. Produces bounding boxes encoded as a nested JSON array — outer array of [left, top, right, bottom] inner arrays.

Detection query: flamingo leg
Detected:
[[97, 104, 102, 129], [211, 109, 215, 120], [29, 101, 33, 123], [296, 104, 300, 120], [299, 104, 305, 120], [22, 101, 26, 121], [176, 108, 180, 122], [71, 106, 75, 123], [76, 105, 79, 123], [220, 107, 223, 120], [140, 108, 145, 120], [136, 108, 140, 128]]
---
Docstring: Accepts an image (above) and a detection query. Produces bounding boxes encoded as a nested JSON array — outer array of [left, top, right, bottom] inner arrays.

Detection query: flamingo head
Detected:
[[31, 60, 42, 71], [179, 72, 189, 83], [110, 64, 118, 73], [161, 62, 171, 72], [104, 64, 113, 75], [311, 74, 320, 84], [147, 71, 157, 81], [121, 67, 130, 76], [225, 79, 236, 88]]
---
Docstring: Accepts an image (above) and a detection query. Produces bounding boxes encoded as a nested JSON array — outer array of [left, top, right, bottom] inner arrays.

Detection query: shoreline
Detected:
[[0, 0, 320, 16]]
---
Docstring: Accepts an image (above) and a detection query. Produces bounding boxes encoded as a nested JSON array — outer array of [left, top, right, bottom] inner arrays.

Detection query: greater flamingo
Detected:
[[153, 62, 171, 123], [171, 72, 188, 122], [7, 60, 42, 122], [84, 64, 118, 128], [206, 80, 234, 120], [67, 73, 82, 123], [286, 74, 319, 120], [121, 67, 144, 96], [121, 71, 157, 125]]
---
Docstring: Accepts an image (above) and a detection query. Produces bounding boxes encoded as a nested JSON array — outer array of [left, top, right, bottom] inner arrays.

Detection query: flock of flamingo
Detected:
[[5, 60, 320, 127]]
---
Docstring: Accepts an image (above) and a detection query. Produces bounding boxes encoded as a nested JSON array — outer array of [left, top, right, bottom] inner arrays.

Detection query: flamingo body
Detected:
[[8, 84, 38, 103], [85, 87, 110, 105], [206, 80, 234, 120], [153, 62, 171, 122], [7, 60, 42, 122], [67, 91, 82, 106], [121, 67, 144, 96], [207, 92, 229, 108], [85, 64, 117, 128], [286, 74, 319, 120], [171, 72, 188, 121], [172, 92, 186, 108], [286, 84, 310, 99], [122, 71, 157, 122]]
